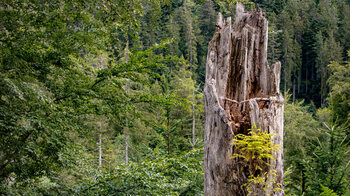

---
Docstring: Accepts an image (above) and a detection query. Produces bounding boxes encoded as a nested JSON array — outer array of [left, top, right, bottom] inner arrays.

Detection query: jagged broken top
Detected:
[[206, 3, 281, 106]]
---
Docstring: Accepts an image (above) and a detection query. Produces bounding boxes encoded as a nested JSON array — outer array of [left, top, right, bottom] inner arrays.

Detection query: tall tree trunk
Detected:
[[125, 117, 129, 164], [293, 76, 296, 103], [321, 70, 324, 106], [305, 68, 308, 94], [125, 83, 129, 164], [98, 132, 102, 169], [167, 106, 171, 156], [192, 98, 196, 148], [298, 67, 301, 94], [204, 4, 284, 195], [284, 62, 287, 95]]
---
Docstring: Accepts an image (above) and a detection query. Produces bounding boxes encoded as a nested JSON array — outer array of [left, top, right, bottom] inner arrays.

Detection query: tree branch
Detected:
[[222, 97, 281, 104], [91, 77, 107, 89], [53, 66, 155, 103]]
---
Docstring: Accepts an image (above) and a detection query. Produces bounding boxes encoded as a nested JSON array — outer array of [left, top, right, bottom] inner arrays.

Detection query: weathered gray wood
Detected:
[[204, 3, 284, 195]]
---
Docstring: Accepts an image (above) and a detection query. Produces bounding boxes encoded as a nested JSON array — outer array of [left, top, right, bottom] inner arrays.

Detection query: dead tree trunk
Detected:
[[204, 3, 284, 196], [98, 133, 102, 169]]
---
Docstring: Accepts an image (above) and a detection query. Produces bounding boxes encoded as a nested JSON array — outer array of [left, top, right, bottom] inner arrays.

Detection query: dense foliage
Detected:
[[231, 126, 282, 195], [0, 0, 349, 195]]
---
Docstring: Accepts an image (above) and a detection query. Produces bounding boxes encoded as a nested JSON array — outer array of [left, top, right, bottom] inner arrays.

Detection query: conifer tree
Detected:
[[315, 31, 342, 106], [177, 0, 199, 72], [328, 50, 350, 130], [267, 13, 281, 65], [197, 0, 217, 85]]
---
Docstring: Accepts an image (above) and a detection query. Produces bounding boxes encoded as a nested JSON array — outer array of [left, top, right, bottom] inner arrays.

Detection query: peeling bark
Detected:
[[204, 3, 284, 195]]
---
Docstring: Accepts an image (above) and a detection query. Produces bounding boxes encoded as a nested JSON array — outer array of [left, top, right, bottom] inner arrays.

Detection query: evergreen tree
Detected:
[[284, 95, 319, 195], [197, 0, 217, 85], [140, 0, 163, 49], [328, 50, 350, 130], [267, 12, 282, 65], [339, 4, 350, 56], [315, 31, 343, 106], [305, 125, 349, 195], [177, 0, 199, 72]]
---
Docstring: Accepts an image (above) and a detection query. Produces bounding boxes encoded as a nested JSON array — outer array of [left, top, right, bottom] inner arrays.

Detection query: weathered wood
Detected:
[[204, 3, 284, 195]]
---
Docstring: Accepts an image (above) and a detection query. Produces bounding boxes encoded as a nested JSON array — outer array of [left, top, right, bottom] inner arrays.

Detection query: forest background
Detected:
[[0, 0, 349, 195]]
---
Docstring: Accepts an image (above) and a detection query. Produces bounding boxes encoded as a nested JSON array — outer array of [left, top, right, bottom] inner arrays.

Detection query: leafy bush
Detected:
[[2, 149, 203, 196], [231, 125, 281, 195]]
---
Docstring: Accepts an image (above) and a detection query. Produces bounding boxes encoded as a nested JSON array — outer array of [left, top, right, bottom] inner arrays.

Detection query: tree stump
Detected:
[[204, 3, 284, 196]]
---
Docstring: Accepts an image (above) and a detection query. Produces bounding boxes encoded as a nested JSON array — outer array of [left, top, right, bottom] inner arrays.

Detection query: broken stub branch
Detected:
[[204, 3, 284, 196]]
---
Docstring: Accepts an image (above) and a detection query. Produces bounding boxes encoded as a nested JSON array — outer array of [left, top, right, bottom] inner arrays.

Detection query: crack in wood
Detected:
[[222, 97, 283, 104]]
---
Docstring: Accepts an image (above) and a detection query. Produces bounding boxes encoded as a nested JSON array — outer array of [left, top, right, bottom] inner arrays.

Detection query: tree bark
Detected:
[[204, 4, 284, 195]]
